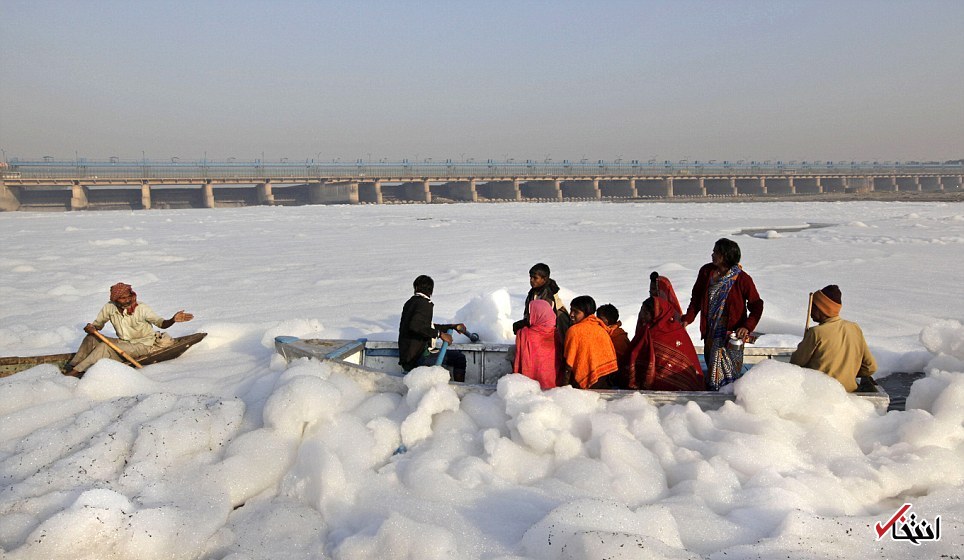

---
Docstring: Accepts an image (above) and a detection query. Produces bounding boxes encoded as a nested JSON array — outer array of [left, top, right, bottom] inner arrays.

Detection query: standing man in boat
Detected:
[[64, 283, 194, 378], [398, 275, 468, 382], [790, 285, 877, 392]]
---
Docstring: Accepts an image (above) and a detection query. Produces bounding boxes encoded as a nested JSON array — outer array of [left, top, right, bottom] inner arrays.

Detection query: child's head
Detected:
[[639, 297, 656, 324], [529, 263, 551, 288], [413, 275, 434, 297], [595, 303, 619, 326], [569, 295, 597, 324]]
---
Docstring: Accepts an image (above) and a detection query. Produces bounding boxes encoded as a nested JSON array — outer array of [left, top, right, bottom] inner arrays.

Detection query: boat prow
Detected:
[[274, 336, 890, 413]]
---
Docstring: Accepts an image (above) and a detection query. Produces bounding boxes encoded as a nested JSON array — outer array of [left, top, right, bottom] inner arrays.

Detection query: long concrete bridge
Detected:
[[1, 160, 961, 211]]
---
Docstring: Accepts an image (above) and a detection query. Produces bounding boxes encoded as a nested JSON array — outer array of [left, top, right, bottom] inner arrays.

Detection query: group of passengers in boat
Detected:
[[399, 237, 877, 393], [64, 237, 876, 394]]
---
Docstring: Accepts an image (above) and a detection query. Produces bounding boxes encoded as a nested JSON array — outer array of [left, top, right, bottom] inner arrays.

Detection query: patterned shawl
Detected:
[[706, 265, 743, 389]]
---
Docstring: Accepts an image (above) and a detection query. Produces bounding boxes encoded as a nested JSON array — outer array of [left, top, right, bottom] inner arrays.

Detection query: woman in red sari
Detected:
[[627, 296, 704, 391], [513, 299, 560, 389]]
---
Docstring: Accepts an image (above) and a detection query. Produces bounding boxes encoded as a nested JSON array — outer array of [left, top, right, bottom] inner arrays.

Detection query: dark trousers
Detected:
[[414, 349, 467, 382]]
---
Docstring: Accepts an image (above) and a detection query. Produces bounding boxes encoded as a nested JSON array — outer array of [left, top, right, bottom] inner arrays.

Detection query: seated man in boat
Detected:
[[64, 282, 194, 377], [790, 285, 877, 392], [595, 303, 631, 384], [562, 296, 618, 389], [626, 297, 704, 391], [398, 275, 468, 382], [512, 263, 571, 341]]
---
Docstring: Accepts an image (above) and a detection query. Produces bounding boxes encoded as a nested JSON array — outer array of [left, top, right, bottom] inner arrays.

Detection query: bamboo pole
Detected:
[[89, 329, 144, 368], [804, 292, 814, 335]]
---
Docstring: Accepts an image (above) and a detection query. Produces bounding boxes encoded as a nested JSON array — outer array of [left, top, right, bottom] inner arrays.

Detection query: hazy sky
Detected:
[[2, 0, 962, 162]]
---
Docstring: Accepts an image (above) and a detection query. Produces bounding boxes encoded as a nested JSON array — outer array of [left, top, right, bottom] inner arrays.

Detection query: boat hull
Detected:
[[274, 336, 890, 413], [0, 333, 208, 378]]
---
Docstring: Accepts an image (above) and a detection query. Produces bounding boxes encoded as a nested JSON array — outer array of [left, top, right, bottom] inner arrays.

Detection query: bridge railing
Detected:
[[5, 160, 962, 180]]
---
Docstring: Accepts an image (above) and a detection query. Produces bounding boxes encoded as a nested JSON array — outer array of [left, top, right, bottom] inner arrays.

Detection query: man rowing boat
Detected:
[[64, 283, 194, 378]]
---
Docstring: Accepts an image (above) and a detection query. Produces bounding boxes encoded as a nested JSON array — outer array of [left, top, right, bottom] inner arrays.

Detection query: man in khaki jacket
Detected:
[[790, 285, 877, 392]]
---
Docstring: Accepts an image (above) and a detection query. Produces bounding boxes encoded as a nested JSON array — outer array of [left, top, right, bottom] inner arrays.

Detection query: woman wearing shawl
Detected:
[[513, 299, 560, 389], [627, 297, 704, 391], [682, 239, 764, 390]]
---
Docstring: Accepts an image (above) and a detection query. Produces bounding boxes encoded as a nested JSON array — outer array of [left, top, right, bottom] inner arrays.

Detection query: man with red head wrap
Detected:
[[64, 283, 194, 377]]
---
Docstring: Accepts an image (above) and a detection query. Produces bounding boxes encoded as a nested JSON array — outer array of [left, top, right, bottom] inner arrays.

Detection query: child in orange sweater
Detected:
[[563, 296, 618, 389]]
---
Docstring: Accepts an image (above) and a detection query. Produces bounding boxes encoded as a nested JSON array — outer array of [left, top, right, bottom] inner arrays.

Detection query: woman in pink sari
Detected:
[[514, 299, 560, 389]]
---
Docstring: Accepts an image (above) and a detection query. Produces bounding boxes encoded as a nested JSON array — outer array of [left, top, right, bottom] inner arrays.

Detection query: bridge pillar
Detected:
[[942, 176, 963, 190], [729, 178, 737, 195], [312, 181, 359, 204], [308, 181, 326, 204], [699, 178, 706, 196], [788, 177, 796, 194], [553, 179, 563, 201], [372, 180, 384, 203], [201, 181, 215, 208], [422, 180, 432, 203], [70, 182, 89, 210], [468, 179, 478, 202], [815, 178, 824, 194], [759, 177, 767, 194], [140, 183, 152, 209], [592, 178, 601, 199], [512, 179, 522, 201], [915, 177, 922, 192], [663, 177, 674, 197], [257, 181, 275, 205], [629, 178, 638, 198], [0, 183, 21, 211]]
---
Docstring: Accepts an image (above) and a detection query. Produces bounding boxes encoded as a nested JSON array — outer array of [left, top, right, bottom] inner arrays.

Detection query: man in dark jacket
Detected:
[[398, 275, 467, 381]]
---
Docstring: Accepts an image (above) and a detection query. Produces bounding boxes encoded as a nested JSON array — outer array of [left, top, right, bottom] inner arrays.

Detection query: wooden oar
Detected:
[[89, 329, 144, 368], [804, 292, 814, 335]]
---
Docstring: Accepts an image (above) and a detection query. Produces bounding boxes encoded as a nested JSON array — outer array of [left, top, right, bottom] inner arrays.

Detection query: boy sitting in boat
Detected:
[[562, 296, 618, 389], [398, 275, 468, 382], [790, 285, 877, 392], [512, 263, 571, 341], [595, 303, 631, 383], [64, 282, 194, 378]]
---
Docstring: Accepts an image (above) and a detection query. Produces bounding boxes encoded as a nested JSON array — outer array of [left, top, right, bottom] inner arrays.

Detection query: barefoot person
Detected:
[[64, 283, 194, 377]]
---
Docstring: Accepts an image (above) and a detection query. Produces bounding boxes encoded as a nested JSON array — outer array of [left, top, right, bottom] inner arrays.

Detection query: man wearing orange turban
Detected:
[[790, 285, 877, 392], [64, 283, 194, 378]]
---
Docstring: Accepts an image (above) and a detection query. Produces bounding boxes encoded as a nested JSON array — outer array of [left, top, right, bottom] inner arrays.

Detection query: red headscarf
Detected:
[[650, 274, 682, 320], [109, 282, 138, 314]]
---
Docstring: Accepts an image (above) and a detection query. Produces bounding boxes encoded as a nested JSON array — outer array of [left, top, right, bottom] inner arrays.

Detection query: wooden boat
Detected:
[[274, 336, 890, 413], [0, 333, 208, 378]]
